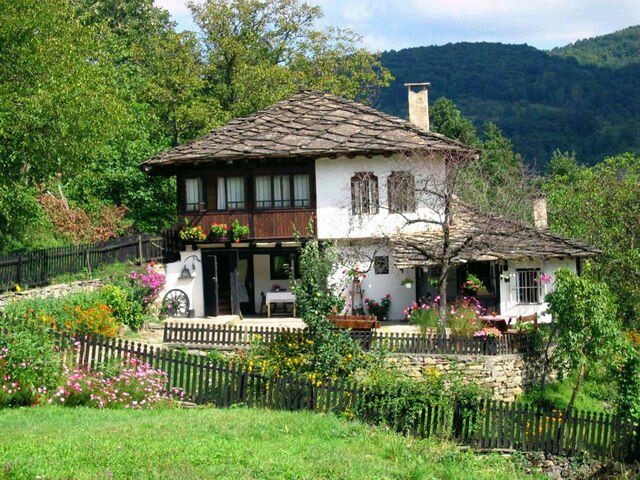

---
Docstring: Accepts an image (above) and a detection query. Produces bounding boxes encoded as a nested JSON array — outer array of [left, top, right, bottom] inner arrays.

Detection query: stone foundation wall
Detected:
[[0, 280, 103, 310], [388, 351, 548, 401]]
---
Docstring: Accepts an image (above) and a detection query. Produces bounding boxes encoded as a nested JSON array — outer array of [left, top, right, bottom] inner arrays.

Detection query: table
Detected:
[[266, 291, 296, 318]]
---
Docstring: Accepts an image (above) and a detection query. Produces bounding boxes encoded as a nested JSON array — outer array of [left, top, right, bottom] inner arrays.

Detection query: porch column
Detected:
[[229, 251, 241, 315]]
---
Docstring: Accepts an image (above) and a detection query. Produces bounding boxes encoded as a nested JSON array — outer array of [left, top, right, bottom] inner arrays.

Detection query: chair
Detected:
[[518, 313, 538, 331]]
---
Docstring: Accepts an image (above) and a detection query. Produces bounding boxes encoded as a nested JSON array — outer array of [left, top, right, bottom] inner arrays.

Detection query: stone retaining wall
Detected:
[[388, 351, 549, 401], [0, 280, 103, 310]]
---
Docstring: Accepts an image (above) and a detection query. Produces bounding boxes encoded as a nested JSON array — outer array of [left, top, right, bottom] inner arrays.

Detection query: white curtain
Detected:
[[273, 175, 290, 207], [293, 175, 310, 207], [217, 177, 226, 210], [255, 176, 272, 208], [185, 178, 202, 211], [226, 176, 245, 209]]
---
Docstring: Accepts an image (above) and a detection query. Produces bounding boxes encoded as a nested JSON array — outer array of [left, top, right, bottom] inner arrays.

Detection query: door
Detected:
[[202, 252, 232, 316], [238, 253, 255, 315]]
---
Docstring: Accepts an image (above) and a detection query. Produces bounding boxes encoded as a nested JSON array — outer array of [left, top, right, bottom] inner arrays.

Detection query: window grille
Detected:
[[516, 269, 542, 304]]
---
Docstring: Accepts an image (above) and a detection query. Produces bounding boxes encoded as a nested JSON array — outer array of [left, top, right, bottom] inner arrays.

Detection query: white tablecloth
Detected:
[[265, 291, 296, 306]]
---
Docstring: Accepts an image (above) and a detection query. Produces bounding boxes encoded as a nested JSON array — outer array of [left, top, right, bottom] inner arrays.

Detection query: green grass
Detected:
[[0, 407, 545, 480], [519, 374, 612, 412], [48, 261, 135, 285]]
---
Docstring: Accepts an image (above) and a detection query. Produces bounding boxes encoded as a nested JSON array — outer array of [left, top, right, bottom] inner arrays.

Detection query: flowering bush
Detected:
[[345, 266, 367, 283], [364, 295, 391, 321], [230, 219, 250, 242], [473, 326, 502, 338], [403, 301, 439, 334], [61, 304, 121, 338], [98, 284, 146, 331], [403, 296, 485, 335], [210, 222, 229, 238], [49, 358, 181, 409], [179, 224, 207, 241], [129, 265, 165, 307], [0, 324, 61, 407], [538, 273, 552, 284]]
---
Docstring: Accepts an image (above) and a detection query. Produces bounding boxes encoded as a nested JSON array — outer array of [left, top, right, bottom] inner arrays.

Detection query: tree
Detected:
[[188, 0, 392, 117], [545, 151, 640, 324], [379, 149, 537, 325], [545, 269, 621, 413], [430, 97, 478, 146]]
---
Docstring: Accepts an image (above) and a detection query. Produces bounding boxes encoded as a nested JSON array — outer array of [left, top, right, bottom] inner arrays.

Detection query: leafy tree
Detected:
[[545, 269, 621, 413], [430, 97, 478, 146], [188, 0, 392, 116], [545, 152, 640, 324]]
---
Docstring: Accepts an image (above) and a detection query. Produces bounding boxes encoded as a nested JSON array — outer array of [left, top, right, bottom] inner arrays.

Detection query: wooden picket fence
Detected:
[[72, 335, 640, 461], [0, 233, 170, 292], [163, 322, 534, 355]]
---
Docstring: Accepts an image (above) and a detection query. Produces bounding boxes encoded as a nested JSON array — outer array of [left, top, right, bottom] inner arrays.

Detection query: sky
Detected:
[[155, 0, 640, 51]]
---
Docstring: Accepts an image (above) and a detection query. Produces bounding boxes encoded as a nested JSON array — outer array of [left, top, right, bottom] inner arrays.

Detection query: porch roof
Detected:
[[391, 204, 600, 268]]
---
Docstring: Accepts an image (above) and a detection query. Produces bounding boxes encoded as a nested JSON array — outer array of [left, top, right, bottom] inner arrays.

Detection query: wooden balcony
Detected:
[[182, 209, 315, 240]]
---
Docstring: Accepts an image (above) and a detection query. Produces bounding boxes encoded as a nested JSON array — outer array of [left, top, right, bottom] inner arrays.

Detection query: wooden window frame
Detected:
[[269, 252, 301, 280], [183, 176, 206, 213], [515, 268, 542, 304], [388, 171, 416, 213], [254, 174, 311, 211], [215, 175, 248, 212], [351, 172, 379, 215]]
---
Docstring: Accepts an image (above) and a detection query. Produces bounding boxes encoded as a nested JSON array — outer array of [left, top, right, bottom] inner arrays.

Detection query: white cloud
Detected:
[[155, 0, 191, 16]]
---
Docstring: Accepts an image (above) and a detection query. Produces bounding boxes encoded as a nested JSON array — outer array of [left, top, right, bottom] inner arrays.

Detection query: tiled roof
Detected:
[[392, 204, 600, 268], [141, 91, 475, 172]]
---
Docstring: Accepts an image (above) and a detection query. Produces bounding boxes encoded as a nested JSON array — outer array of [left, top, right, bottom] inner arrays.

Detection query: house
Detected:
[[141, 83, 598, 320]]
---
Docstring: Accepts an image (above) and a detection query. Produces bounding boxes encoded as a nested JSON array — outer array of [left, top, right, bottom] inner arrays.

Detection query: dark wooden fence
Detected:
[[0, 233, 171, 292], [71, 335, 640, 461], [163, 322, 533, 355]]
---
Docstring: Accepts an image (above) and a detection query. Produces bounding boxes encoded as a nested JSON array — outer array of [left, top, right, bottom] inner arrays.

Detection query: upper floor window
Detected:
[[184, 177, 204, 212], [388, 171, 416, 213], [217, 176, 245, 210], [255, 174, 311, 209], [516, 268, 542, 304], [351, 172, 379, 215]]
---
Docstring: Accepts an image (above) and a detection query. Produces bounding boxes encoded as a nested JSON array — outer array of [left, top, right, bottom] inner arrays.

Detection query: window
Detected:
[[293, 174, 311, 207], [516, 269, 542, 304], [217, 176, 246, 210], [388, 171, 416, 213], [374, 256, 389, 274], [351, 172, 379, 215], [254, 174, 311, 209], [270, 253, 300, 280], [184, 177, 204, 212]]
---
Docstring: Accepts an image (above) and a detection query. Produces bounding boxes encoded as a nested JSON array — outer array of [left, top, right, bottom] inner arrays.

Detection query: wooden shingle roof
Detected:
[[392, 204, 600, 268], [141, 91, 475, 173]]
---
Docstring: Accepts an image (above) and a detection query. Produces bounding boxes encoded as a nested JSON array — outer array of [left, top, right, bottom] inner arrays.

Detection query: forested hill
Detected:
[[550, 25, 640, 68], [375, 40, 640, 168]]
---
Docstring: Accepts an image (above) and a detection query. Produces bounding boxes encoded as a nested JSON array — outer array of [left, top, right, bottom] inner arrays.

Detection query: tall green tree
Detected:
[[545, 151, 640, 323], [188, 0, 392, 117], [430, 97, 478, 146]]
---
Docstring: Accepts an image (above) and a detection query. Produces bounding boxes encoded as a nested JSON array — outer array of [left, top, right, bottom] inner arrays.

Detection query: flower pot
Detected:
[[404, 283, 412, 289]]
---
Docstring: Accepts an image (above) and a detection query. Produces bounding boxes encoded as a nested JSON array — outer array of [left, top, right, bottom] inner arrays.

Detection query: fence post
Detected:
[[137, 235, 144, 263], [85, 247, 92, 276], [16, 255, 23, 286]]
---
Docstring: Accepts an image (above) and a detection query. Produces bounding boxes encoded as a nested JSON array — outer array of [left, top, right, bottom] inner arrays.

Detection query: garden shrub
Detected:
[[364, 295, 391, 321], [98, 284, 145, 331], [0, 319, 62, 407], [403, 296, 484, 336], [404, 302, 439, 334], [50, 357, 180, 408]]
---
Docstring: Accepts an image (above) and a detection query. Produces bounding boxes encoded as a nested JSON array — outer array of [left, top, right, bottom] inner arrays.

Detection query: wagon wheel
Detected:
[[163, 289, 190, 318]]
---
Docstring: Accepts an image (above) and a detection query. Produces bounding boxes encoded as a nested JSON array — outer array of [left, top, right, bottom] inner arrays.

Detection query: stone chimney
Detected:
[[404, 82, 430, 131], [533, 194, 548, 229]]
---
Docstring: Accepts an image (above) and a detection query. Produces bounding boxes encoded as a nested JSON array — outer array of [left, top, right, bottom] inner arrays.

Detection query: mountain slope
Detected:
[[550, 25, 640, 68], [375, 41, 640, 168]]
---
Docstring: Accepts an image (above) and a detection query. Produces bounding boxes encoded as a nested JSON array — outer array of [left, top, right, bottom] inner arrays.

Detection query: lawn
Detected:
[[0, 407, 544, 480]]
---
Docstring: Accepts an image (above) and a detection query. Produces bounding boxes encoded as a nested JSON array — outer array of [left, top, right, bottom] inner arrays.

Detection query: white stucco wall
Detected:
[[499, 257, 577, 322], [329, 245, 417, 321], [162, 248, 205, 317], [315, 153, 444, 240]]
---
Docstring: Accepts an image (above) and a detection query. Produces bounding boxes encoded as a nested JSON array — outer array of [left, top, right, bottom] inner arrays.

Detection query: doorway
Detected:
[[202, 252, 232, 316]]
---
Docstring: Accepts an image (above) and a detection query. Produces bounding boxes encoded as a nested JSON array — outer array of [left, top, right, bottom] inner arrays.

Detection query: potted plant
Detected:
[[364, 295, 391, 322], [229, 219, 250, 243], [462, 273, 487, 296], [179, 220, 207, 242], [210, 222, 229, 240], [400, 278, 414, 289]]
